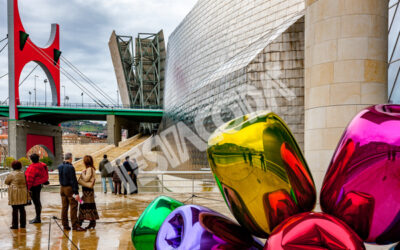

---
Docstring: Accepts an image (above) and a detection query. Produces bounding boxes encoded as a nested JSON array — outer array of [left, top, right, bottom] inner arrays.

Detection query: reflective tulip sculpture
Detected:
[[132, 196, 183, 250], [321, 105, 400, 244], [131, 106, 400, 249], [155, 205, 263, 249], [207, 111, 316, 237], [265, 213, 365, 250]]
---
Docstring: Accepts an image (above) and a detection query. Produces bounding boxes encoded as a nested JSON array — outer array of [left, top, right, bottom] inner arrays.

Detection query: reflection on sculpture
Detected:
[[155, 205, 263, 250], [264, 213, 365, 250], [321, 105, 400, 244], [207, 111, 316, 237], [133, 106, 400, 248], [132, 196, 183, 250]]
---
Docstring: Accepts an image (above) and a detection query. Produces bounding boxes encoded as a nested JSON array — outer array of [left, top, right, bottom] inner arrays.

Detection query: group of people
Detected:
[[5, 152, 139, 231], [99, 154, 138, 195], [5, 154, 48, 229]]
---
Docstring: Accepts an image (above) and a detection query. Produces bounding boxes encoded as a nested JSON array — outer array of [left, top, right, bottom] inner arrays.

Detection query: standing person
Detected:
[[260, 153, 266, 171], [131, 158, 139, 194], [58, 153, 85, 231], [123, 156, 133, 195], [112, 159, 122, 195], [5, 161, 29, 229], [25, 153, 49, 224], [99, 155, 114, 194], [78, 155, 99, 230]]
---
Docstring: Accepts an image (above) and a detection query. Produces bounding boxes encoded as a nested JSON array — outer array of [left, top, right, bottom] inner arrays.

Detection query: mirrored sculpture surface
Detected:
[[132, 196, 183, 250], [264, 212, 365, 250], [156, 204, 263, 249], [321, 105, 400, 244], [207, 111, 316, 237]]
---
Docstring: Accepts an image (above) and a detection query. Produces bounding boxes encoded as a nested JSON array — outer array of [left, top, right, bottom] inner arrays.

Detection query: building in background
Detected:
[[109, 30, 166, 133], [158, 0, 305, 171], [109, 31, 166, 109], [153, 0, 392, 197]]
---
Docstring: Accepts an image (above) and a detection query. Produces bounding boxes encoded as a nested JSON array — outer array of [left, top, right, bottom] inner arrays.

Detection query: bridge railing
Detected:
[[17, 102, 163, 110]]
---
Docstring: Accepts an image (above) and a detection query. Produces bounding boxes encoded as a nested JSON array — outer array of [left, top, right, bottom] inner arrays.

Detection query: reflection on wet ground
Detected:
[[0, 192, 229, 250]]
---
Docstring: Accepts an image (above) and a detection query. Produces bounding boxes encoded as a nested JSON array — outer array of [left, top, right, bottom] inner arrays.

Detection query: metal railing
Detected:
[[137, 171, 217, 194], [48, 170, 218, 195], [0, 170, 218, 199], [17, 102, 162, 110], [0, 171, 9, 199]]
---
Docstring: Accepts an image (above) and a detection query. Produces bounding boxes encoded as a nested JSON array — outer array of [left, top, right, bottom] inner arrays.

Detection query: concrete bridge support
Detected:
[[107, 115, 139, 146], [8, 120, 63, 169]]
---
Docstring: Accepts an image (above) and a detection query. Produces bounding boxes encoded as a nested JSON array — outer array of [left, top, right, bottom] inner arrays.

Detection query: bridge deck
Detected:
[[0, 105, 163, 124]]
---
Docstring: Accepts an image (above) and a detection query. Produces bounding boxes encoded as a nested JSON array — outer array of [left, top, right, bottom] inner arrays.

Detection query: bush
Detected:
[[4, 157, 15, 168], [40, 156, 53, 167], [18, 157, 31, 167]]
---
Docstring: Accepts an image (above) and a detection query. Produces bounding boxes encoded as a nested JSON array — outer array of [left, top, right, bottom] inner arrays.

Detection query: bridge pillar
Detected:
[[107, 115, 139, 146], [8, 120, 63, 169]]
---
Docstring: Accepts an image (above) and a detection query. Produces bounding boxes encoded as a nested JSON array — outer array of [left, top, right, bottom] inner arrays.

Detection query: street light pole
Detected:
[[62, 85, 65, 106], [117, 90, 119, 107], [28, 91, 31, 105], [34, 75, 38, 106], [44, 79, 48, 106], [81, 92, 84, 106]]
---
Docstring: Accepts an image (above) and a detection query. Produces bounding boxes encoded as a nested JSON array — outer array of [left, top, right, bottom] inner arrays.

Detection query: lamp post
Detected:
[[81, 92, 84, 107], [34, 75, 38, 106], [62, 85, 65, 106], [28, 91, 31, 105], [65, 96, 69, 106], [44, 79, 48, 106], [116, 90, 119, 107]]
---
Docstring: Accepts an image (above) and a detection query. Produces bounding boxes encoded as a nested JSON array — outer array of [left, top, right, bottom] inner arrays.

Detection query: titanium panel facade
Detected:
[[389, 0, 400, 103], [158, 0, 305, 171]]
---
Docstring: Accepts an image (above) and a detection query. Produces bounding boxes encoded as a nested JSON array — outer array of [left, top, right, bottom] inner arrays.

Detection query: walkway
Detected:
[[73, 136, 149, 172], [0, 192, 229, 250]]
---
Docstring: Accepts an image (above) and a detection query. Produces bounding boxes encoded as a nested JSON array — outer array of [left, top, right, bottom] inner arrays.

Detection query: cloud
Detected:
[[0, 0, 197, 105]]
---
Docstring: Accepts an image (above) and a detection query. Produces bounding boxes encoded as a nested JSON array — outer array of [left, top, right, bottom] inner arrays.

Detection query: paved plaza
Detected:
[[0, 192, 229, 250]]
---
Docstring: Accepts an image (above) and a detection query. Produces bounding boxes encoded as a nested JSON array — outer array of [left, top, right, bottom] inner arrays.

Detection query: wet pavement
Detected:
[[1, 191, 392, 250], [0, 191, 229, 250]]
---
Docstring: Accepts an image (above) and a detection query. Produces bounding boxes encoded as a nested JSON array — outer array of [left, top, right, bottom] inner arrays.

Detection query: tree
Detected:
[[40, 157, 53, 167], [5, 157, 15, 168], [18, 157, 31, 167]]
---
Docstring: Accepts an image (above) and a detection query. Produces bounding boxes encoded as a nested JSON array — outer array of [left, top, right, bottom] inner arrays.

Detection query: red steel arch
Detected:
[[8, 0, 61, 119]]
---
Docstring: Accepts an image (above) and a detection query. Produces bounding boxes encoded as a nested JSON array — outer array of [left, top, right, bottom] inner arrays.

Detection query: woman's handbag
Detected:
[[26, 192, 32, 206], [78, 168, 96, 189]]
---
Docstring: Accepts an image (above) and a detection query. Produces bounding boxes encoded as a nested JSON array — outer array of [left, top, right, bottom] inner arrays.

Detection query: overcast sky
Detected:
[[0, 0, 197, 105]]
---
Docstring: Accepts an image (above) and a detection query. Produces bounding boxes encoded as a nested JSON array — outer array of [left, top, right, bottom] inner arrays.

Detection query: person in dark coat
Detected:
[[99, 155, 114, 194], [112, 159, 122, 195], [58, 153, 85, 231], [122, 156, 133, 195]]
